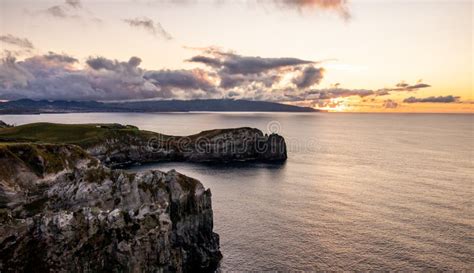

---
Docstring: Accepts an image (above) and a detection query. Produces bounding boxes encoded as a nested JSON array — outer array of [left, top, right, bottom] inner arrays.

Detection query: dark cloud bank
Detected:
[[0, 51, 220, 101], [0, 48, 458, 108], [0, 48, 327, 101]]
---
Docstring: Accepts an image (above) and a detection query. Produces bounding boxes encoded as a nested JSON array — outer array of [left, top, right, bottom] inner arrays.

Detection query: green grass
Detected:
[[0, 143, 93, 180], [0, 123, 168, 148], [187, 127, 258, 140]]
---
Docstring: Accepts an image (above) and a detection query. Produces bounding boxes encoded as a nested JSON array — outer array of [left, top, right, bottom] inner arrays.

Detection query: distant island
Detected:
[[0, 99, 319, 114]]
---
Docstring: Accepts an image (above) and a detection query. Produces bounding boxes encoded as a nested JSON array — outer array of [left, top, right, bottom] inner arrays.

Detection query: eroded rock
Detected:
[[0, 144, 221, 272], [87, 127, 287, 168]]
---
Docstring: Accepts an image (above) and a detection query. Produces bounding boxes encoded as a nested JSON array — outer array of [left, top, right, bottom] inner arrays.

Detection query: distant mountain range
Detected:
[[0, 99, 318, 114]]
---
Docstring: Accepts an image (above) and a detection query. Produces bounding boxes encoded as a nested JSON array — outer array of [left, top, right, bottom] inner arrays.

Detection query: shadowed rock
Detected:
[[0, 144, 221, 272], [92, 127, 288, 167], [0, 123, 287, 168], [0, 121, 11, 128]]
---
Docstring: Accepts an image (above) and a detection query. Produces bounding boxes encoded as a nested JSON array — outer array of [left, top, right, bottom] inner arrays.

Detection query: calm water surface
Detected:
[[2, 112, 473, 271]]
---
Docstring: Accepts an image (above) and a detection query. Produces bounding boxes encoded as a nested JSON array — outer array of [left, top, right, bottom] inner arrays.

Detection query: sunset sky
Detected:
[[0, 0, 472, 112]]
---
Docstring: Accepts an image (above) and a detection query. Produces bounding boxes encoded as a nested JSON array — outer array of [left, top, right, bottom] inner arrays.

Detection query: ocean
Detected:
[[1, 112, 473, 271]]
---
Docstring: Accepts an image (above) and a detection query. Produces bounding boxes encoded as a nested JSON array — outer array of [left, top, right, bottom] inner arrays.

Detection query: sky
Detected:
[[0, 0, 472, 112]]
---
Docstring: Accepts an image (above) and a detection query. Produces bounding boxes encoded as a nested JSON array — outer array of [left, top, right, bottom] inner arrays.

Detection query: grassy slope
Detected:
[[0, 143, 96, 181], [0, 123, 167, 148]]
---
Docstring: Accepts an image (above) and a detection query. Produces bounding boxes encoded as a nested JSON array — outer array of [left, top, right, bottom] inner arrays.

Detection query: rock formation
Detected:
[[0, 121, 11, 128], [0, 144, 221, 272], [0, 123, 288, 168], [88, 127, 287, 168]]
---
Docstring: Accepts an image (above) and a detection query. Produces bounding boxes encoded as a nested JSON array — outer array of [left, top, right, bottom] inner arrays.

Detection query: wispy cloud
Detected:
[[40, 0, 101, 23], [266, 0, 351, 20], [403, 95, 460, 103], [65, 0, 82, 9], [152, 0, 351, 20], [45, 5, 70, 18], [376, 81, 431, 95], [123, 17, 173, 40], [0, 34, 34, 50]]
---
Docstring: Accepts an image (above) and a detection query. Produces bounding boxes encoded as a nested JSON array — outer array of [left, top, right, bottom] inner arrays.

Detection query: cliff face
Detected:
[[0, 123, 287, 168], [88, 127, 287, 167], [0, 144, 221, 272]]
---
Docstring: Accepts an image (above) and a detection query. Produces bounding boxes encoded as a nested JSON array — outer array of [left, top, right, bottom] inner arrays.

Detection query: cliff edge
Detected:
[[0, 123, 287, 167], [0, 144, 221, 272]]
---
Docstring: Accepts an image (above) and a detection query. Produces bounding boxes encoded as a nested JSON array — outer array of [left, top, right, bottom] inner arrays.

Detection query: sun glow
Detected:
[[316, 98, 350, 112]]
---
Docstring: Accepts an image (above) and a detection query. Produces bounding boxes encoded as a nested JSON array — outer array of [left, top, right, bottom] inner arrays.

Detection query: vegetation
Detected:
[[0, 122, 168, 148], [85, 167, 110, 183], [0, 143, 92, 179]]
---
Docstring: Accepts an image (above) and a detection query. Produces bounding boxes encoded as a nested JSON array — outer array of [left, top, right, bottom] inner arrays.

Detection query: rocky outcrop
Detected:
[[0, 121, 12, 128], [0, 144, 221, 272], [0, 123, 287, 168], [88, 127, 287, 168]]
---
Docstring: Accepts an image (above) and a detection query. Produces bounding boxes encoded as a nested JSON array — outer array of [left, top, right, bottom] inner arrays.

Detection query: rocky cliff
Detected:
[[0, 123, 287, 168], [0, 121, 11, 128], [88, 127, 287, 168], [0, 144, 221, 272]]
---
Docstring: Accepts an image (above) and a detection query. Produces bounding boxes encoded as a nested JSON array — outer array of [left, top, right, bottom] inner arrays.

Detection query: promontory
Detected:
[[0, 122, 288, 272]]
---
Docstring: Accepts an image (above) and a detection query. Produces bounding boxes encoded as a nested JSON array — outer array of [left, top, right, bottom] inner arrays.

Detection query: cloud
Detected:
[[40, 0, 102, 23], [41, 52, 78, 64], [144, 69, 216, 92], [403, 95, 460, 103], [45, 5, 70, 18], [186, 47, 323, 95], [0, 34, 34, 50], [318, 88, 374, 99], [0, 48, 439, 107], [227, 90, 240, 97], [123, 17, 172, 40], [188, 49, 315, 74], [0, 53, 34, 89], [0, 54, 220, 101], [292, 66, 324, 88], [85, 57, 217, 99], [162, 0, 350, 20], [377, 81, 431, 94], [65, 0, 82, 9], [187, 55, 222, 68], [262, 0, 350, 20], [383, 99, 398, 108], [320, 88, 371, 98], [223, 56, 313, 75], [218, 73, 281, 89], [86, 56, 133, 71]]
